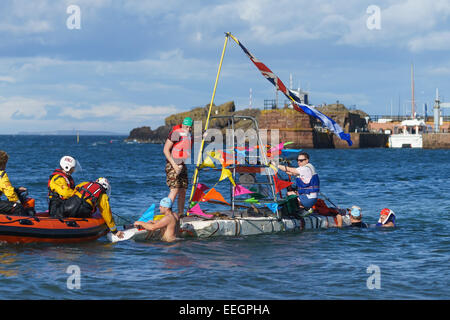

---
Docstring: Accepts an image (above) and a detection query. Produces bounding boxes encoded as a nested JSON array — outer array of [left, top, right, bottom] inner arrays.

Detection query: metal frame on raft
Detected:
[[189, 114, 281, 220]]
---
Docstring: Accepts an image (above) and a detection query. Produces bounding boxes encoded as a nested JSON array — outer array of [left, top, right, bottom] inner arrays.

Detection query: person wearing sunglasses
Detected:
[[274, 152, 319, 211]]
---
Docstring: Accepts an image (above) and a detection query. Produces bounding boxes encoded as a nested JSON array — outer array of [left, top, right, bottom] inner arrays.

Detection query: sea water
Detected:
[[0, 135, 448, 299]]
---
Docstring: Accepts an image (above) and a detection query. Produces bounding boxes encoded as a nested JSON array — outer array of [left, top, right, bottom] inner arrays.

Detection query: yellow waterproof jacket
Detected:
[[0, 170, 19, 202], [74, 182, 117, 233], [48, 170, 76, 200]]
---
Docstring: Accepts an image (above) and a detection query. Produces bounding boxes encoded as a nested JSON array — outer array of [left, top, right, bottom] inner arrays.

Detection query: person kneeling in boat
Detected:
[[48, 155, 80, 217], [63, 177, 124, 239], [376, 208, 396, 228], [133, 197, 179, 242], [274, 152, 319, 210], [0, 150, 27, 216]]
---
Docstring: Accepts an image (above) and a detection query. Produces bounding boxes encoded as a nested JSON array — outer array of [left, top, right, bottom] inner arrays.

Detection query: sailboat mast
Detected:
[[411, 63, 415, 119]]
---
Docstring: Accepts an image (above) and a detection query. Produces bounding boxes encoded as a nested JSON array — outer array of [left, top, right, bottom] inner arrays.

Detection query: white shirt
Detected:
[[295, 166, 317, 199]]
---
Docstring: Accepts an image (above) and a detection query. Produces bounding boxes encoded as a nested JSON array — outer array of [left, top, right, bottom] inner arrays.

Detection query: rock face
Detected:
[[126, 101, 260, 143], [126, 126, 171, 144], [315, 103, 368, 132]]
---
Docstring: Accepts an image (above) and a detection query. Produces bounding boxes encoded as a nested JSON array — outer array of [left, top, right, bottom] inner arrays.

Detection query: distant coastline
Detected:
[[15, 130, 127, 136]]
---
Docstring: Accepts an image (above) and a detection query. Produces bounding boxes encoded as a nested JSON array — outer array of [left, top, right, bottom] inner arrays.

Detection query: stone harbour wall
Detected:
[[423, 133, 450, 149]]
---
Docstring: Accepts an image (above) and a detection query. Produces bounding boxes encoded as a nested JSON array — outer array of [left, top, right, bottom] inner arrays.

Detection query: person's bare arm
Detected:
[[335, 214, 343, 228], [135, 216, 170, 231], [163, 139, 182, 174], [276, 163, 298, 176]]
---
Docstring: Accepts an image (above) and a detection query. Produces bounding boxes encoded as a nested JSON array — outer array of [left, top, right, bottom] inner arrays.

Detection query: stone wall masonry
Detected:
[[423, 133, 450, 149]]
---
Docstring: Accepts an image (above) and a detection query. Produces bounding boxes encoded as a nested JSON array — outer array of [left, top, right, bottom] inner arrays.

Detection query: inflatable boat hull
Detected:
[[0, 214, 108, 244]]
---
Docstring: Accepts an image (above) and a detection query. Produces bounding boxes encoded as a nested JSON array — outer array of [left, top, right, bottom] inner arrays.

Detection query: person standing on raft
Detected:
[[0, 150, 27, 216], [134, 197, 179, 242], [163, 117, 193, 217]]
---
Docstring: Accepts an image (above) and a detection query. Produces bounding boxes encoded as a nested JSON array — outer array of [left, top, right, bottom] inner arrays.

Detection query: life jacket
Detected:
[[169, 124, 192, 160], [48, 169, 75, 198], [296, 163, 320, 195], [77, 182, 105, 211]]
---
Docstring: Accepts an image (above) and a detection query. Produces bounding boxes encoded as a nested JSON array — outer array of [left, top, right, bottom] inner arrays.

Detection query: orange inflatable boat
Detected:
[[0, 212, 108, 244]]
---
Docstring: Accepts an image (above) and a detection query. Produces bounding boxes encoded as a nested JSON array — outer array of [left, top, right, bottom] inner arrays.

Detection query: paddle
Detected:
[[137, 203, 155, 222]]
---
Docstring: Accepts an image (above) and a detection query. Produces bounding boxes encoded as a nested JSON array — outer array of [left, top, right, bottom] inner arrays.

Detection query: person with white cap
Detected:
[[47, 155, 80, 216], [133, 197, 179, 242]]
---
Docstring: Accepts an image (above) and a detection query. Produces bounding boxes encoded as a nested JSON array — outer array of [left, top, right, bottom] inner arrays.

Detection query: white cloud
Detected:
[[408, 31, 450, 52], [339, 0, 450, 49], [0, 96, 51, 119], [58, 103, 177, 121], [0, 76, 16, 83]]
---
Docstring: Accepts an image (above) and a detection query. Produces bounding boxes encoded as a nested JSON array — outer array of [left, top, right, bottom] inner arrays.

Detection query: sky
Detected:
[[0, 0, 450, 134]]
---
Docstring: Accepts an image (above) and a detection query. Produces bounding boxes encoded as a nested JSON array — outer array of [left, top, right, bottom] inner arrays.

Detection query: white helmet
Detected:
[[96, 177, 111, 197], [60, 156, 80, 173]]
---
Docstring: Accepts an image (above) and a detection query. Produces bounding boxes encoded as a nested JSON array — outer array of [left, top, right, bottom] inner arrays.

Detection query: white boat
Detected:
[[388, 119, 431, 148]]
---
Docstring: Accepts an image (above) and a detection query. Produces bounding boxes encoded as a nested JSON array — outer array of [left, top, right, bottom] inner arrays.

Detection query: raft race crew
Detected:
[[0, 150, 29, 216], [163, 117, 193, 217], [134, 197, 179, 242], [273, 152, 319, 210], [48, 156, 79, 217]]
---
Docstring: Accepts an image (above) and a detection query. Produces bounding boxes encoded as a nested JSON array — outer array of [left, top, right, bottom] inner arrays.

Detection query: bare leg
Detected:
[[177, 188, 186, 216], [168, 188, 179, 204]]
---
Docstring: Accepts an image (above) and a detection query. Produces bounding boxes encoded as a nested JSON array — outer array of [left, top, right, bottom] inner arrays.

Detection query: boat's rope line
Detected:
[[0, 216, 90, 225]]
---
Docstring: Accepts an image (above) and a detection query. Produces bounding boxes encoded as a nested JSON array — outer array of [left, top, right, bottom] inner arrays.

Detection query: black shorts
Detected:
[[0, 200, 26, 216]]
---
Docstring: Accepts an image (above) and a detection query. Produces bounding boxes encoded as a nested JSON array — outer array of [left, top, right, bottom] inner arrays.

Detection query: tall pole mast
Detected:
[[411, 63, 415, 119]]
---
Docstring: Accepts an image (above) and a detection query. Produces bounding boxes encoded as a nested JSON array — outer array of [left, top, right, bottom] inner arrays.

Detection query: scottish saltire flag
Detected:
[[229, 34, 353, 146]]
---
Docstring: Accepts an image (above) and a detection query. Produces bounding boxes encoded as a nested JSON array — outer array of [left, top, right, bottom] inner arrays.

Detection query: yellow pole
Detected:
[[188, 33, 230, 203]]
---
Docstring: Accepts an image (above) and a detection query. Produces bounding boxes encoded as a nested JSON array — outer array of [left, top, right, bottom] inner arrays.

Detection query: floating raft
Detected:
[[108, 213, 351, 242], [0, 213, 108, 244]]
